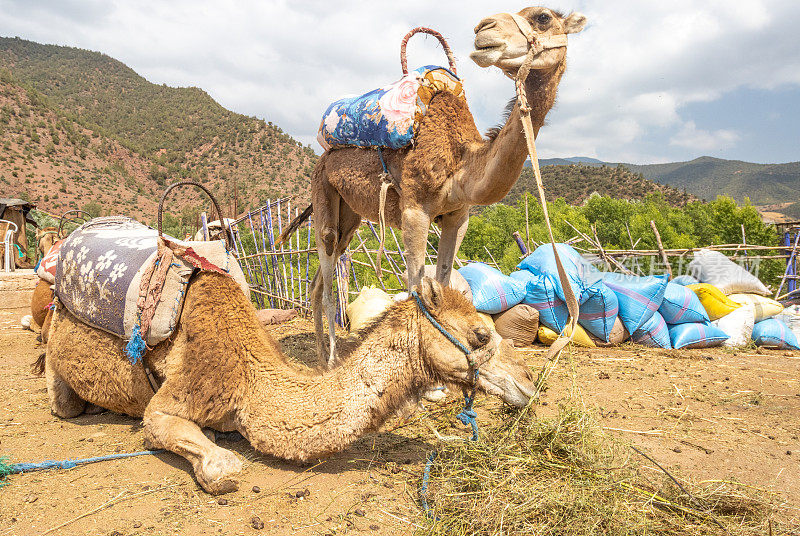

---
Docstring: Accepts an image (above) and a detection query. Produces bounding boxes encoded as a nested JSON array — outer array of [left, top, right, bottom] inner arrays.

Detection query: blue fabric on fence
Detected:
[[458, 263, 526, 314], [509, 270, 569, 332], [668, 321, 729, 349], [752, 318, 800, 350], [632, 311, 671, 348], [602, 273, 669, 335], [659, 282, 709, 325]]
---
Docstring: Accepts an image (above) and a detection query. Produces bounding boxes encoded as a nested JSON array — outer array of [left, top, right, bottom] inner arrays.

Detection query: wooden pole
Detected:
[[650, 220, 672, 277]]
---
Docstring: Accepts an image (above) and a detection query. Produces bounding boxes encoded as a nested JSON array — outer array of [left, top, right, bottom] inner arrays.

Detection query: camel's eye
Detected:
[[536, 13, 551, 25], [473, 326, 491, 347]]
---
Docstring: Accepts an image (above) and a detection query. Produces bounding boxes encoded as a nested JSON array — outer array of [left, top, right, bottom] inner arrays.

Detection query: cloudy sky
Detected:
[[1, 0, 798, 164]]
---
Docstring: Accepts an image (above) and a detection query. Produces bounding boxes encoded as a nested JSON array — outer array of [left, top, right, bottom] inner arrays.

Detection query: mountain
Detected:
[[537, 155, 799, 207], [623, 156, 800, 206], [505, 164, 695, 207], [0, 37, 316, 222]]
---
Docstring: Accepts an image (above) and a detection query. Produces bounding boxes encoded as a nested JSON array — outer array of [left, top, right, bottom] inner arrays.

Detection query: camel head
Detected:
[[470, 6, 586, 75], [36, 226, 63, 257], [414, 278, 535, 408]]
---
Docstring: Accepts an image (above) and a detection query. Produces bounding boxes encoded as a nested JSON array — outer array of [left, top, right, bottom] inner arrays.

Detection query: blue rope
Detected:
[[411, 290, 481, 516], [377, 147, 390, 174], [125, 323, 147, 364], [410, 291, 473, 359], [0, 450, 163, 481]]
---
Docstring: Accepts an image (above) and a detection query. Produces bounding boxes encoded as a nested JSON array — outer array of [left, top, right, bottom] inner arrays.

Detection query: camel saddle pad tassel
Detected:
[[55, 216, 250, 347], [317, 65, 464, 150]]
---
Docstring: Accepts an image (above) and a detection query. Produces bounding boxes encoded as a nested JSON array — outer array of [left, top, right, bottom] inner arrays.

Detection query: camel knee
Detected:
[[321, 228, 337, 257]]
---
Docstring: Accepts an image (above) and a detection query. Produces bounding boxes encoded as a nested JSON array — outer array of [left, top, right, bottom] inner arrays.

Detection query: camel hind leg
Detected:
[[45, 353, 87, 418]]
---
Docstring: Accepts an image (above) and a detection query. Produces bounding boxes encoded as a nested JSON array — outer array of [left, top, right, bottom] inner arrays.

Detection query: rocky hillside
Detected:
[[0, 37, 316, 223], [506, 164, 695, 207]]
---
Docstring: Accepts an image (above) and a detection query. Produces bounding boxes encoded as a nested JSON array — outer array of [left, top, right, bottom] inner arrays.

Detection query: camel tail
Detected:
[[31, 352, 45, 376], [277, 204, 313, 246]]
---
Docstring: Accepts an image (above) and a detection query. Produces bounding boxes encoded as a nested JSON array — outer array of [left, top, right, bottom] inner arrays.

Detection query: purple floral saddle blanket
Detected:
[[55, 216, 249, 347], [317, 65, 464, 150]]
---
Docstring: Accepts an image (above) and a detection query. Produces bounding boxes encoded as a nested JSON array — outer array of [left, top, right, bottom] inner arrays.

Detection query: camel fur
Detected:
[[281, 6, 587, 364], [44, 272, 536, 494]]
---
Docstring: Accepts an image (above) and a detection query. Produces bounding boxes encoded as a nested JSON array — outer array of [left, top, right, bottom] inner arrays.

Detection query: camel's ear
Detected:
[[418, 277, 444, 312], [563, 12, 587, 34]]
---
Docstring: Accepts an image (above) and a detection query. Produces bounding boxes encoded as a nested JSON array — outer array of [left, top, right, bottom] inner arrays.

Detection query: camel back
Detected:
[[317, 65, 464, 151], [54, 216, 249, 347]]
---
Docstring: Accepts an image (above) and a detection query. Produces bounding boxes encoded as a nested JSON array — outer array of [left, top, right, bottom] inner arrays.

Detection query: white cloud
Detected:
[[0, 0, 798, 162], [669, 121, 740, 151]]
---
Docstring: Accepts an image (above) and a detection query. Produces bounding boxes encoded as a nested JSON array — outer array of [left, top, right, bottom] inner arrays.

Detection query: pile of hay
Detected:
[[420, 401, 776, 535]]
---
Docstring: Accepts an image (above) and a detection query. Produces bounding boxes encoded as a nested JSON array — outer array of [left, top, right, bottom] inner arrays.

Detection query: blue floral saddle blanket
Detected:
[[55, 216, 249, 347], [317, 65, 464, 150]]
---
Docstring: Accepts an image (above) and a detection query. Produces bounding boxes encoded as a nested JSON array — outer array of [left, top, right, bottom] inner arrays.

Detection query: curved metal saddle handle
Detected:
[[400, 27, 457, 76], [58, 209, 93, 237], [158, 181, 232, 250]]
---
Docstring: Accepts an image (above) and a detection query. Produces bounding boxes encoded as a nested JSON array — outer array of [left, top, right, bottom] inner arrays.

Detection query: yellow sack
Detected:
[[687, 283, 741, 321], [346, 286, 393, 332], [537, 323, 596, 348], [477, 313, 496, 332], [728, 293, 783, 321]]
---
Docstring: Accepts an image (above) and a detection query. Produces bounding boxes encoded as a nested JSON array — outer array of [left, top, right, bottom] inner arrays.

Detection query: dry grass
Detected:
[[418, 400, 786, 536]]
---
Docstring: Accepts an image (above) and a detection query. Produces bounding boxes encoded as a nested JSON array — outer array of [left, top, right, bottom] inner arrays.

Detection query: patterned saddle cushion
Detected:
[[317, 65, 464, 151], [55, 216, 249, 346], [36, 238, 64, 284]]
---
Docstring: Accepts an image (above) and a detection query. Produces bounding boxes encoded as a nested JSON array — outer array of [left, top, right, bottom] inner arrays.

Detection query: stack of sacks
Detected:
[[509, 270, 569, 333], [671, 274, 699, 286], [517, 243, 619, 343], [458, 263, 526, 314], [645, 282, 709, 349], [688, 249, 770, 295], [602, 273, 668, 348], [775, 305, 800, 341], [665, 283, 735, 349], [712, 304, 755, 348]]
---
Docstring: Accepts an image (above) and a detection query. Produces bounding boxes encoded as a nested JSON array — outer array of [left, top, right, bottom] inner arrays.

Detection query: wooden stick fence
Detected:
[[228, 201, 467, 326]]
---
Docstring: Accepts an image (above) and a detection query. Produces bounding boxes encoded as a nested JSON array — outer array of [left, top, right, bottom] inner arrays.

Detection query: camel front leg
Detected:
[[435, 208, 469, 287], [143, 406, 243, 495], [318, 249, 338, 366], [402, 207, 431, 290]]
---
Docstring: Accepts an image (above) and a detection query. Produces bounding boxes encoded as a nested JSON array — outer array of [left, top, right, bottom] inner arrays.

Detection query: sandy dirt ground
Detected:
[[1, 305, 799, 535]]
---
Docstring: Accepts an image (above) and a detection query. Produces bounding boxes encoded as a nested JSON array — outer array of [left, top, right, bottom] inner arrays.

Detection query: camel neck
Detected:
[[461, 63, 566, 206], [241, 303, 429, 461]]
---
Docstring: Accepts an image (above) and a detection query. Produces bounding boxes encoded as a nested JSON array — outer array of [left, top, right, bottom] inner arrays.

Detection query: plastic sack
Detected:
[[671, 274, 699, 286], [458, 263, 526, 314], [668, 322, 729, 349], [632, 311, 671, 348], [659, 282, 709, 324], [589, 317, 630, 347], [688, 249, 769, 295], [517, 243, 602, 303], [492, 304, 539, 347], [538, 323, 596, 348], [712, 303, 755, 348], [752, 318, 800, 350], [728, 293, 783, 321], [774, 305, 800, 341], [687, 283, 741, 321], [602, 273, 668, 335], [346, 286, 393, 332], [576, 283, 618, 342], [509, 270, 569, 332]]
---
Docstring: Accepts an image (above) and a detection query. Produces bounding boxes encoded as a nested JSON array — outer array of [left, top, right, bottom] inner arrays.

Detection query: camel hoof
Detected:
[[195, 450, 243, 495], [423, 387, 448, 403]]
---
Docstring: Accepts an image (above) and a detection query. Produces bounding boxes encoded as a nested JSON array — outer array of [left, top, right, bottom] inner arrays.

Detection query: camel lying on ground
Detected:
[[44, 273, 535, 494]]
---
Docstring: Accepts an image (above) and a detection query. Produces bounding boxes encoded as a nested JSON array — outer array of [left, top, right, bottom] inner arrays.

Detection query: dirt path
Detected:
[[1, 308, 798, 535]]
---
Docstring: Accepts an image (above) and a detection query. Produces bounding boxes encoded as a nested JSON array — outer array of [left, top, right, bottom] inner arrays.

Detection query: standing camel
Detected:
[[281, 6, 586, 364]]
